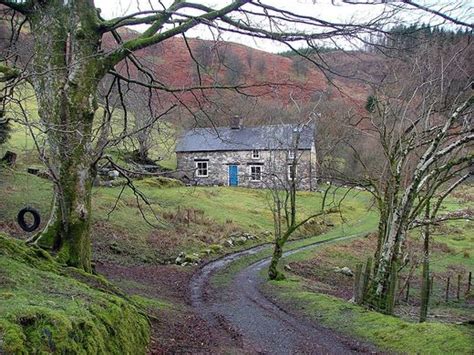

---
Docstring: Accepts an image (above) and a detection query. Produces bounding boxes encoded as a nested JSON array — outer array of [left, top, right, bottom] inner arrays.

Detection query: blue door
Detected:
[[229, 165, 238, 186]]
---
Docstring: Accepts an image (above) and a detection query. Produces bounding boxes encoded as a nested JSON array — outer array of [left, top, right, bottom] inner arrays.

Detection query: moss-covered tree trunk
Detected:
[[28, 1, 103, 272], [365, 215, 404, 313], [363, 192, 405, 313], [3, 0, 259, 274], [268, 239, 285, 280]]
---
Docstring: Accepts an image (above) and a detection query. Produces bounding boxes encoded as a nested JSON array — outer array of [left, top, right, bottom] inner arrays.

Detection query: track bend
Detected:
[[190, 236, 376, 354]]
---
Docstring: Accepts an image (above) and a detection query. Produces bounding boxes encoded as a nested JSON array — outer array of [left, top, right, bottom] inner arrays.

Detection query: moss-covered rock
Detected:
[[209, 244, 223, 253], [0, 234, 150, 354], [137, 177, 184, 189]]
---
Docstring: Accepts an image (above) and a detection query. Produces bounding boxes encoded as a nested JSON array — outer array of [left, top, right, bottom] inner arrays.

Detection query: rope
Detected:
[[24, 121, 31, 208]]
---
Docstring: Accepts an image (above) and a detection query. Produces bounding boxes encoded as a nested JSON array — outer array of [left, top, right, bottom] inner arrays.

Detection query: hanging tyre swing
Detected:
[[16, 125, 42, 233], [17, 206, 41, 232]]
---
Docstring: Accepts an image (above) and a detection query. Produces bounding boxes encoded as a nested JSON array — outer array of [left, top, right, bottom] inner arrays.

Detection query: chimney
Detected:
[[230, 115, 243, 130], [292, 127, 300, 147]]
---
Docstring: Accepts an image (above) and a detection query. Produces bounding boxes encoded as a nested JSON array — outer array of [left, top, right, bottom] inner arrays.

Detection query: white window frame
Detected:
[[288, 164, 297, 180], [195, 161, 209, 177], [288, 150, 295, 160], [252, 150, 260, 159], [249, 165, 263, 181]]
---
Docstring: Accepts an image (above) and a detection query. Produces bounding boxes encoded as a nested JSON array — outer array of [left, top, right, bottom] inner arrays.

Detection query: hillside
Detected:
[[0, 19, 375, 128], [112, 34, 325, 98]]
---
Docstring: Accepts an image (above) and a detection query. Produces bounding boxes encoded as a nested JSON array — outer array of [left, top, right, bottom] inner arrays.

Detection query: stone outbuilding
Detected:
[[175, 117, 317, 190]]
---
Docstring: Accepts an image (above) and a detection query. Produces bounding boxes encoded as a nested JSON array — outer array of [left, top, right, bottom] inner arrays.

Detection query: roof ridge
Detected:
[[185, 123, 300, 131]]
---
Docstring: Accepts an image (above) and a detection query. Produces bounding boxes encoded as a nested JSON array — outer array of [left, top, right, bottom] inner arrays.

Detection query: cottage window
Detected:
[[288, 150, 295, 160], [288, 164, 297, 180], [250, 165, 262, 181], [196, 161, 208, 177], [252, 150, 260, 159]]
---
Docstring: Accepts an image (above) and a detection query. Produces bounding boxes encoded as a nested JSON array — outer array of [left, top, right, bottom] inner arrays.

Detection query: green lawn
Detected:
[[1, 166, 370, 234]]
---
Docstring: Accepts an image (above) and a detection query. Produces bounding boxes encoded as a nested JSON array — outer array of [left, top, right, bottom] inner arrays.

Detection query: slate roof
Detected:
[[175, 124, 314, 153]]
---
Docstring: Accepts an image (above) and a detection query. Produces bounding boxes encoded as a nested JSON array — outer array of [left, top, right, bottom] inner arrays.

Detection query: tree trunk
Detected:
[[137, 128, 151, 163], [34, 89, 98, 272], [28, 1, 102, 272], [419, 202, 431, 322], [139, 144, 150, 163], [365, 212, 404, 313], [36, 147, 95, 272], [268, 239, 285, 280]]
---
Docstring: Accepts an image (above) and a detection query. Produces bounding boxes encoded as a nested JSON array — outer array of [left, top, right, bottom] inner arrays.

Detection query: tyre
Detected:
[[17, 207, 41, 232]]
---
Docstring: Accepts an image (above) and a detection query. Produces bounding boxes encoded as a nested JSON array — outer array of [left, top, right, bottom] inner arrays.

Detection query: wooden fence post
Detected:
[[362, 257, 372, 301], [405, 281, 410, 302], [468, 272, 472, 293], [354, 263, 363, 304], [457, 274, 461, 300], [445, 277, 450, 302]]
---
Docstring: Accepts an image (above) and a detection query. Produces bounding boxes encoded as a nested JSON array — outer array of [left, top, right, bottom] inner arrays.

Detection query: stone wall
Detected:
[[176, 148, 317, 190]]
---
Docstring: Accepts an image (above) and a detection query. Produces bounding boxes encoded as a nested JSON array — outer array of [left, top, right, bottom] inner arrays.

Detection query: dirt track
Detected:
[[190, 237, 378, 354]]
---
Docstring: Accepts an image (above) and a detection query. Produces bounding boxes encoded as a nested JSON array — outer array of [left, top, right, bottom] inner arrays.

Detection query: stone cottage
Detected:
[[175, 117, 317, 190]]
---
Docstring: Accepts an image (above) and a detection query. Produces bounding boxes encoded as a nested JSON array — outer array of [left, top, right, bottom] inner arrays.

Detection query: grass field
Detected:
[[1, 86, 178, 171], [0, 164, 374, 265]]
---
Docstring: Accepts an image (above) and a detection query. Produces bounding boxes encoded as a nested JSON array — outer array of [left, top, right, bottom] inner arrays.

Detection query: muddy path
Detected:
[[190, 236, 378, 354]]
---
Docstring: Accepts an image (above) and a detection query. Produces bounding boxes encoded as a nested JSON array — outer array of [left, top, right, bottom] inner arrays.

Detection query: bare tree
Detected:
[[254, 106, 338, 280], [324, 32, 473, 313], [266, 126, 334, 280]]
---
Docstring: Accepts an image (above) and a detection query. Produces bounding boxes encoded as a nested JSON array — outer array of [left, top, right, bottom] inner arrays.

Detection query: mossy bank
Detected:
[[263, 278, 474, 354], [0, 234, 150, 354]]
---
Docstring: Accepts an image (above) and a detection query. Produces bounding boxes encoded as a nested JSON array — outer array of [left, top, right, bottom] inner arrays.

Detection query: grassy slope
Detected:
[[0, 234, 150, 354], [0, 168, 351, 233], [1, 87, 177, 172], [1, 166, 366, 265], [279, 187, 473, 311], [264, 279, 473, 354], [211, 205, 379, 288]]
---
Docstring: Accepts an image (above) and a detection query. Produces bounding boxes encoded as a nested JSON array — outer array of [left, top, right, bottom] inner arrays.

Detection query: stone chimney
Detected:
[[291, 127, 300, 147], [230, 115, 243, 130]]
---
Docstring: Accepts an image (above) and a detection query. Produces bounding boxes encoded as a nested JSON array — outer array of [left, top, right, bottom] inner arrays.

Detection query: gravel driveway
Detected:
[[190, 237, 378, 354]]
